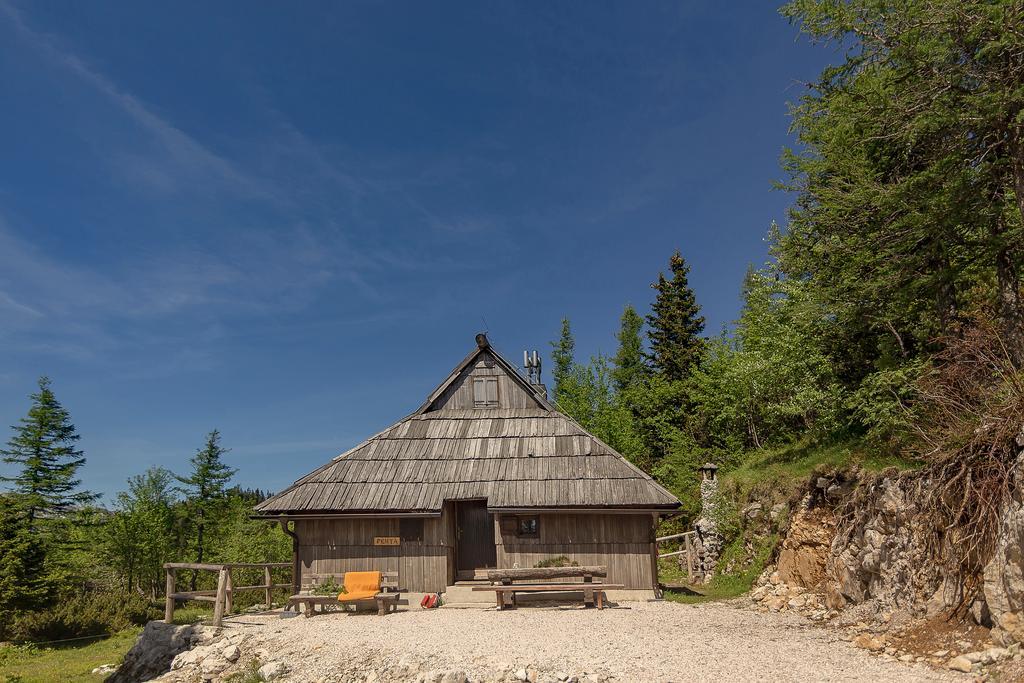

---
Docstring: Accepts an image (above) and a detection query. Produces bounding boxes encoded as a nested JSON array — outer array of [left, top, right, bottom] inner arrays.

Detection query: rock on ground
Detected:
[[108, 621, 213, 683]]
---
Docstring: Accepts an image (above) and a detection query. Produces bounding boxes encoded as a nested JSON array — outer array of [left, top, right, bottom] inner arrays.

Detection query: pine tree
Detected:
[[612, 305, 648, 391], [1, 377, 96, 531], [550, 317, 576, 404], [646, 251, 706, 381], [176, 430, 236, 590], [0, 494, 48, 618]]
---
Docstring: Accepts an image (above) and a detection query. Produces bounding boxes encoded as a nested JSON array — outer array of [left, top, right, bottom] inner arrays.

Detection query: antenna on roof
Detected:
[[523, 349, 542, 385]]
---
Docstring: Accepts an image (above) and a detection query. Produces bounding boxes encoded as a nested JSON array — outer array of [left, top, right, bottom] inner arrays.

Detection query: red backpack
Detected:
[[420, 593, 440, 609]]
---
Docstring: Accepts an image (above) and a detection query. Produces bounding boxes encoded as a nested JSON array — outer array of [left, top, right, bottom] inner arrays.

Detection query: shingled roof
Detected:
[[253, 338, 680, 516]]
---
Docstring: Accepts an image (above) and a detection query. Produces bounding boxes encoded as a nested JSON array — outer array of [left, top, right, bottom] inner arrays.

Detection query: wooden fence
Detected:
[[656, 531, 702, 583], [163, 562, 292, 627]]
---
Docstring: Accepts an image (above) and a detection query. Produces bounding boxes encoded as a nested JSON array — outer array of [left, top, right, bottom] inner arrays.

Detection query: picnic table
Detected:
[[471, 566, 623, 610]]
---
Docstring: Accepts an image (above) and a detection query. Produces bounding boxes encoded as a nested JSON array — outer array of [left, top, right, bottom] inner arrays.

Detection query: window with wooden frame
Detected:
[[399, 518, 423, 542], [472, 377, 499, 408], [516, 515, 540, 538]]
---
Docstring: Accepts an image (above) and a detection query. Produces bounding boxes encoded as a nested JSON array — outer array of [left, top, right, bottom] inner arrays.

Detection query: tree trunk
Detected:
[[995, 245, 1024, 367]]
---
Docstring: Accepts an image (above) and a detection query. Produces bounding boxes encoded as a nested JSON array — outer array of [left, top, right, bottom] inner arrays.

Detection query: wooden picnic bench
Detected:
[[287, 571, 401, 617], [471, 566, 623, 610]]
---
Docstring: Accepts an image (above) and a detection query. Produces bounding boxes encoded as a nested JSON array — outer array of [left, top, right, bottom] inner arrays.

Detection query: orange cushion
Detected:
[[337, 571, 381, 602]]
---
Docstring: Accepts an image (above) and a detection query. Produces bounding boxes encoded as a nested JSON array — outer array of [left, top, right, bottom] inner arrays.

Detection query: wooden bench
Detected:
[[471, 566, 623, 610], [287, 571, 401, 617]]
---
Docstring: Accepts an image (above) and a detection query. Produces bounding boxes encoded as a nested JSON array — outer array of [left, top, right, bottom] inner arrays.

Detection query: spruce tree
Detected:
[[550, 317, 576, 404], [1, 376, 95, 531], [0, 494, 48, 618], [646, 251, 706, 381], [176, 430, 236, 589], [612, 304, 648, 391]]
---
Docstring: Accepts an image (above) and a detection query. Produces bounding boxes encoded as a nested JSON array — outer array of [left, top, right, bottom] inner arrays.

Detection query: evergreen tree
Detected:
[[176, 430, 236, 589], [781, 0, 1024, 366], [1, 377, 95, 531], [0, 494, 48, 617], [550, 317, 577, 405], [646, 251, 706, 381], [612, 305, 648, 391]]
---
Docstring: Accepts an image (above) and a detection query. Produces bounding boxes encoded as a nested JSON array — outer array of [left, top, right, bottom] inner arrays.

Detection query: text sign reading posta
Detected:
[[373, 536, 400, 546]]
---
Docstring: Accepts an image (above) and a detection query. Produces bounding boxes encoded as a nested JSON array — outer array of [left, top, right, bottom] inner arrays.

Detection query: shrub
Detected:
[[1, 591, 156, 644], [534, 556, 578, 568]]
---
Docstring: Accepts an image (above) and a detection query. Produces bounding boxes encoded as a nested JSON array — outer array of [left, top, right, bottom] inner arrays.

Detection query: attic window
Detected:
[[472, 377, 499, 408]]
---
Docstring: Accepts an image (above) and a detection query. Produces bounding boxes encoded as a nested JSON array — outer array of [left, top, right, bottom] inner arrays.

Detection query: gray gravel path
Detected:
[[224, 601, 959, 682]]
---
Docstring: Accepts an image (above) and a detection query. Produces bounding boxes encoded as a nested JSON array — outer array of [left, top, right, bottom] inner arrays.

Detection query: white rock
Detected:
[[222, 643, 241, 662], [91, 664, 117, 674], [986, 647, 1010, 662], [947, 656, 973, 673], [259, 660, 289, 681], [200, 656, 229, 675], [515, 669, 529, 682]]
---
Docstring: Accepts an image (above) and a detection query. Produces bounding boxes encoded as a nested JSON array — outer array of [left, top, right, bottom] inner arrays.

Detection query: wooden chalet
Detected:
[[253, 334, 680, 596]]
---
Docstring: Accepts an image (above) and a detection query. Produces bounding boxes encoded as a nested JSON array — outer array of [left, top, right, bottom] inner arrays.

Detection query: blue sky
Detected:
[[0, 1, 831, 501]]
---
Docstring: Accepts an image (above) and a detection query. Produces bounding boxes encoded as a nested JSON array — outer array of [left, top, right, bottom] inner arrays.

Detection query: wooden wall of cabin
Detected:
[[294, 515, 451, 593], [494, 513, 656, 590], [430, 352, 542, 411]]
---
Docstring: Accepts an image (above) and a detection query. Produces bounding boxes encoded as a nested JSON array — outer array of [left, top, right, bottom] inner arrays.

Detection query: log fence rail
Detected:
[[656, 530, 701, 583], [163, 562, 292, 627]]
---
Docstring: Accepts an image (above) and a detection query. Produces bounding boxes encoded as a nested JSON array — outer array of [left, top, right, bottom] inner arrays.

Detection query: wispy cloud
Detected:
[[0, 0, 269, 199]]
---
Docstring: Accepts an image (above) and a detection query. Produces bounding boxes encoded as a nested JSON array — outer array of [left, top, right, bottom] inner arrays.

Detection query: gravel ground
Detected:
[[218, 601, 960, 682]]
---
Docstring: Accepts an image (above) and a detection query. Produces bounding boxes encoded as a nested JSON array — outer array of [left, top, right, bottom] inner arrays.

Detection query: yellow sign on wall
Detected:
[[373, 536, 400, 546]]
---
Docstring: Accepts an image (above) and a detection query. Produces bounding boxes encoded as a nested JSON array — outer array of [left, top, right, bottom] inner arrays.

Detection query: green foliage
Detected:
[[176, 430, 237, 582], [845, 359, 928, 444], [646, 250, 706, 382], [0, 592, 154, 644], [102, 467, 176, 597], [779, 0, 1024, 371], [688, 268, 844, 450], [224, 658, 264, 683], [0, 378, 96, 528], [549, 318, 576, 405], [0, 496, 49, 614], [310, 577, 344, 596], [533, 556, 578, 568], [611, 305, 648, 391]]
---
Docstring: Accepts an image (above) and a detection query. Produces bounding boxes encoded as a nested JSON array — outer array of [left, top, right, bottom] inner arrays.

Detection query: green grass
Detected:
[[0, 630, 139, 683], [661, 531, 779, 605], [721, 437, 920, 504], [170, 605, 214, 625]]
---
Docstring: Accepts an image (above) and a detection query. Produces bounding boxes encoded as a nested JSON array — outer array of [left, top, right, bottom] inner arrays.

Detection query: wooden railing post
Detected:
[[225, 569, 234, 616], [684, 533, 694, 582], [264, 566, 273, 609], [212, 567, 229, 627], [164, 567, 176, 624]]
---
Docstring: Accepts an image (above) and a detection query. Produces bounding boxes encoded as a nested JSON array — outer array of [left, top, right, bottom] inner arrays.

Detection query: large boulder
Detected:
[[107, 621, 210, 683]]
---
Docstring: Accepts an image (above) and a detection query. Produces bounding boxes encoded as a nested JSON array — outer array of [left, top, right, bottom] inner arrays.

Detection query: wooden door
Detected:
[[456, 500, 496, 572]]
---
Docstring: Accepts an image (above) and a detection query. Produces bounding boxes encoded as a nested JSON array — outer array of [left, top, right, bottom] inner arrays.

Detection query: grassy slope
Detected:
[[659, 437, 919, 604], [0, 631, 138, 683], [0, 606, 212, 683]]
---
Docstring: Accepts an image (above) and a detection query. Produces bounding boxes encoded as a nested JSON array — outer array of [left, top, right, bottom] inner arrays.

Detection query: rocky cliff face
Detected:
[[762, 439, 1024, 649]]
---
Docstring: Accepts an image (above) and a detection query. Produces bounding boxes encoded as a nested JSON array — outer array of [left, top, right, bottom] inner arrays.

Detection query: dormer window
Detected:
[[472, 377, 499, 408]]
